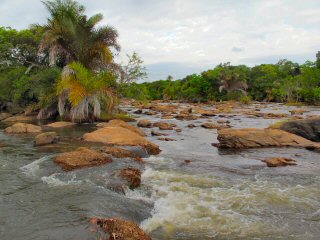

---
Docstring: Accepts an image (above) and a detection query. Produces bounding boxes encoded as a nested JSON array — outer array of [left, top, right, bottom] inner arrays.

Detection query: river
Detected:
[[0, 102, 320, 239]]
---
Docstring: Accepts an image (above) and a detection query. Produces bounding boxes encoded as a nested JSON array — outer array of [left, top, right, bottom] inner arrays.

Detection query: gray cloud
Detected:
[[0, 0, 319, 80]]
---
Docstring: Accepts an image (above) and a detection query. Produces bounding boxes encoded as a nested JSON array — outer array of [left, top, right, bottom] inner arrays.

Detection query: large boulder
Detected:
[[0, 112, 12, 121], [137, 119, 152, 128], [90, 217, 151, 240], [34, 132, 59, 146], [263, 157, 297, 167], [4, 123, 42, 134], [217, 128, 320, 149], [280, 118, 320, 142], [54, 147, 112, 171], [120, 167, 141, 189], [46, 121, 76, 128], [83, 126, 160, 155]]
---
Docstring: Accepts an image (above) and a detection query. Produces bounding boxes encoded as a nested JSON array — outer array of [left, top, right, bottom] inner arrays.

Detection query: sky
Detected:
[[0, 0, 320, 81]]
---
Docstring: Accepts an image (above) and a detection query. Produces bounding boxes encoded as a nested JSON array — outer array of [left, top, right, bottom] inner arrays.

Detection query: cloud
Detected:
[[0, 0, 319, 80]]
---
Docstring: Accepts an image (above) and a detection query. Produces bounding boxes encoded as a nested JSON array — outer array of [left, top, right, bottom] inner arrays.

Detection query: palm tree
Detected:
[[57, 62, 116, 121], [37, 0, 121, 121]]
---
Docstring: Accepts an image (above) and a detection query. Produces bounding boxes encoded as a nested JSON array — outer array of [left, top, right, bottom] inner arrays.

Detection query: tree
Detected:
[[120, 52, 147, 84]]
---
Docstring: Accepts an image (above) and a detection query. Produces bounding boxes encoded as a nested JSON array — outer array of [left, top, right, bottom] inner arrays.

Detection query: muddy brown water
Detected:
[[0, 103, 320, 240]]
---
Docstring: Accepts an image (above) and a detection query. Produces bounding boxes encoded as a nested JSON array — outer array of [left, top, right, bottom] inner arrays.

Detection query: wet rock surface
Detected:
[[120, 167, 142, 189], [90, 217, 151, 240], [263, 157, 297, 167], [54, 147, 112, 171]]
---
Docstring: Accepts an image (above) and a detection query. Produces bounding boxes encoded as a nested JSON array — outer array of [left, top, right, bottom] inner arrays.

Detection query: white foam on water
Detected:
[[20, 155, 53, 176], [140, 165, 320, 238], [41, 173, 83, 187]]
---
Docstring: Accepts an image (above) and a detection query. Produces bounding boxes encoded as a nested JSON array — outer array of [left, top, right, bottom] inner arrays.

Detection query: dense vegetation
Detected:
[[0, 0, 320, 120], [123, 57, 320, 104]]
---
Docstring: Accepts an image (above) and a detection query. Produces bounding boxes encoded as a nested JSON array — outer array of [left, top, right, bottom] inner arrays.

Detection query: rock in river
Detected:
[[120, 167, 141, 189], [90, 217, 151, 240], [280, 118, 320, 142], [263, 157, 297, 167], [34, 132, 59, 146], [54, 147, 112, 171], [46, 121, 76, 128], [4, 123, 42, 133], [217, 128, 320, 150], [83, 123, 160, 155], [137, 119, 152, 128]]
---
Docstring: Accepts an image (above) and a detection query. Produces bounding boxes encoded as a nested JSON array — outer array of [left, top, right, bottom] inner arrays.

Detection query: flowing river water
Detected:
[[0, 103, 320, 240]]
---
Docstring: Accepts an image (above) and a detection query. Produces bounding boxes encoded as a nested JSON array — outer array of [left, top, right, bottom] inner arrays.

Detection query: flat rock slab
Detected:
[[54, 147, 112, 171], [46, 122, 76, 128], [4, 123, 42, 133]]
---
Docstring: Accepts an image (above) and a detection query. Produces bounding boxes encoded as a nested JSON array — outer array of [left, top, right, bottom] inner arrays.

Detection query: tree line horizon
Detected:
[[1, 0, 320, 123]]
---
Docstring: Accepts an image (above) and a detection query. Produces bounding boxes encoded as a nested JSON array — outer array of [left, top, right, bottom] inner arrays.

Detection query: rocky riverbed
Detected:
[[0, 101, 320, 239]]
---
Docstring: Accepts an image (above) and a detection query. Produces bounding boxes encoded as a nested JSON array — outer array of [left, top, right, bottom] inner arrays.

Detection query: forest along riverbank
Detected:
[[0, 101, 320, 239]]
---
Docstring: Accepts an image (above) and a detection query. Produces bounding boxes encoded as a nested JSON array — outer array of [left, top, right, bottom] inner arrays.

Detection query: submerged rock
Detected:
[[83, 125, 160, 155], [46, 121, 76, 128], [120, 167, 141, 189], [90, 217, 151, 240], [34, 132, 59, 146], [54, 147, 112, 171], [217, 128, 320, 149], [280, 118, 320, 142], [137, 119, 152, 128], [4, 123, 42, 133], [263, 157, 297, 167], [101, 146, 144, 163]]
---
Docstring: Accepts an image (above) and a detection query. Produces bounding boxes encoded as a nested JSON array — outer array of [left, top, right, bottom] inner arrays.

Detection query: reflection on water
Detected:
[[0, 103, 320, 239]]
